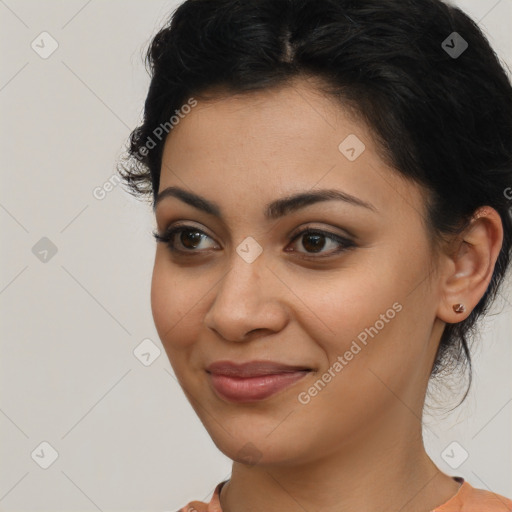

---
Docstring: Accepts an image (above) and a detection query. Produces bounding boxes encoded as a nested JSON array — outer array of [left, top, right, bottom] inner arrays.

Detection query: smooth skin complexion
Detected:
[[151, 77, 503, 512]]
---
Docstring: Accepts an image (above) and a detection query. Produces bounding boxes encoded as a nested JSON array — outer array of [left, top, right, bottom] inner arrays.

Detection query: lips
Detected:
[[206, 360, 313, 402], [206, 360, 312, 378]]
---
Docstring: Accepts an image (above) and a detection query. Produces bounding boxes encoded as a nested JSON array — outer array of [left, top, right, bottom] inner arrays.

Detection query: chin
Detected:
[[206, 426, 309, 468]]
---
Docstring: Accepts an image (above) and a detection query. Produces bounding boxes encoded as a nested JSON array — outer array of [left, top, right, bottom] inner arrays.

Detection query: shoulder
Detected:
[[434, 480, 512, 512], [462, 485, 512, 511], [176, 500, 210, 512], [176, 479, 512, 512], [176, 480, 229, 512]]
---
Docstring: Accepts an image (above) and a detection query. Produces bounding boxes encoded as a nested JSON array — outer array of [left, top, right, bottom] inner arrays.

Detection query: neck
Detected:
[[220, 415, 460, 512]]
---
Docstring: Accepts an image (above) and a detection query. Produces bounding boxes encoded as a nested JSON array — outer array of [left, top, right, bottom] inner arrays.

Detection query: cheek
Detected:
[[288, 263, 399, 347], [289, 254, 430, 378], [303, 289, 432, 421], [150, 255, 205, 350], [150, 258, 175, 339]]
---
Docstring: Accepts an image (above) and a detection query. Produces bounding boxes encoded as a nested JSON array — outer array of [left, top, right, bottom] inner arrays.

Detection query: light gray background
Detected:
[[0, 0, 511, 510]]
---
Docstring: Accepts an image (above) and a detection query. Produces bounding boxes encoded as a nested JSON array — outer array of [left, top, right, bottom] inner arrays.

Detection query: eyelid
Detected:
[[158, 220, 216, 240], [154, 221, 356, 259], [154, 223, 220, 250], [286, 226, 355, 258], [157, 221, 352, 245], [288, 222, 354, 241]]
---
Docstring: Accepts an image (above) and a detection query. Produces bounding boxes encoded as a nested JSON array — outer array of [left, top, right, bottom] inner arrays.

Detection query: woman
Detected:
[[118, 0, 512, 510]]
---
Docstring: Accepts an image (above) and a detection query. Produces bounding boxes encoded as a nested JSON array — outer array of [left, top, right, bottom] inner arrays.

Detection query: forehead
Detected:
[[158, 78, 427, 225]]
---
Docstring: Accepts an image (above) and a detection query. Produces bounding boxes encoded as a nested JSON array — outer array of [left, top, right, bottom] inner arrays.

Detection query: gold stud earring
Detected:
[[453, 303, 465, 314]]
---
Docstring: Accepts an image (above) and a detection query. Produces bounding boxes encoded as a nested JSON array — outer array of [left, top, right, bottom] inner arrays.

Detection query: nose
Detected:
[[203, 252, 289, 342]]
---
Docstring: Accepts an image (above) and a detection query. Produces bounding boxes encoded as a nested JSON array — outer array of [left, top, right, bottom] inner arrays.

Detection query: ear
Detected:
[[436, 206, 504, 323]]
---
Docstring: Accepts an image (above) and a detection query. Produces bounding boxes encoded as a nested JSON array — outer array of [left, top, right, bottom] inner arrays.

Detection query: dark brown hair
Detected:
[[117, 0, 512, 404]]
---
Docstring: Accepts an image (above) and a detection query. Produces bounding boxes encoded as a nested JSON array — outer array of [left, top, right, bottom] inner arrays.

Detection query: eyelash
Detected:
[[152, 224, 356, 259]]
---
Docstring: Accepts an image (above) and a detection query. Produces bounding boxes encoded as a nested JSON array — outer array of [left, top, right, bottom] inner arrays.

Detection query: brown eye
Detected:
[[179, 230, 205, 250], [301, 232, 327, 253], [153, 226, 218, 253], [153, 225, 355, 259], [287, 227, 355, 257]]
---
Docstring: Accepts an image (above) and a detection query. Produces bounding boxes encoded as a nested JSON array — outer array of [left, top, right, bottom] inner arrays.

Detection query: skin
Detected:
[[150, 76, 503, 512]]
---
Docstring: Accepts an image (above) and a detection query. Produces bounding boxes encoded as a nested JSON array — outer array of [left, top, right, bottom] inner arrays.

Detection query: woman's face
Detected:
[[151, 77, 446, 466]]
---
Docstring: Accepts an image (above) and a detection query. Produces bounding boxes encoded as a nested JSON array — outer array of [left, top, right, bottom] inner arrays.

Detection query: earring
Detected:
[[453, 303, 465, 314]]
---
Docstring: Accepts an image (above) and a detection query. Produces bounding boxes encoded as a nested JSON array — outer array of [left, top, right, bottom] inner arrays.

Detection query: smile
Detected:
[[207, 370, 311, 403]]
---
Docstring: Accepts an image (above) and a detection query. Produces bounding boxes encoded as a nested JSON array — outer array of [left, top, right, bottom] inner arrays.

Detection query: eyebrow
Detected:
[[154, 186, 377, 219]]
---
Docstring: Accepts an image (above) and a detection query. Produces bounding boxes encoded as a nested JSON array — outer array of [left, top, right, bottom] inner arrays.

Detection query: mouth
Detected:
[[206, 360, 313, 403]]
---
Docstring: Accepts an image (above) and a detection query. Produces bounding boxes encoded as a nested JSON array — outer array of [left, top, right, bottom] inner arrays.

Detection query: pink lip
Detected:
[[206, 360, 312, 403]]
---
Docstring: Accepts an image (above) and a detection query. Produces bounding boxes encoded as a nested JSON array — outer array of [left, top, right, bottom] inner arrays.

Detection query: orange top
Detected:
[[178, 477, 512, 512]]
